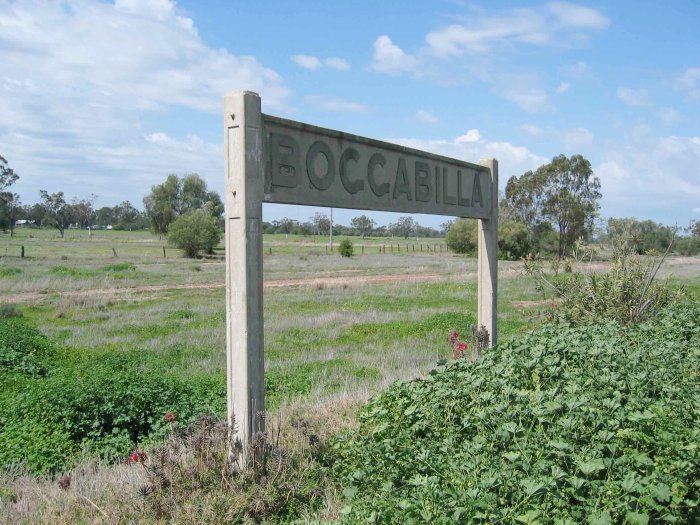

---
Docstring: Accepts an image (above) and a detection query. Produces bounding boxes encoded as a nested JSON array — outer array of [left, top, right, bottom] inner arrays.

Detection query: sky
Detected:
[[1, 0, 699, 229]]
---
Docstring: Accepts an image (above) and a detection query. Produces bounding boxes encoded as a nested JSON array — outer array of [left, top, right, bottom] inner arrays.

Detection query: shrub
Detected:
[[0, 318, 226, 474], [445, 219, 477, 254], [338, 239, 354, 257], [499, 220, 531, 260], [333, 302, 700, 523], [167, 210, 222, 258], [0, 303, 22, 319], [525, 238, 683, 326], [0, 317, 55, 375]]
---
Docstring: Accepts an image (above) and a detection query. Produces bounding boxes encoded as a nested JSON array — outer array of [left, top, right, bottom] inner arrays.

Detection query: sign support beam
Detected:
[[477, 158, 498, 347], [224, 91, 265, 466]]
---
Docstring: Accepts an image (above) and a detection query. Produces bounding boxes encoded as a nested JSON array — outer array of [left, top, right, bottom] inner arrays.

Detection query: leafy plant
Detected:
[[167, 209, 222, 258], [333, 302, 700, 523], [338, 239, 354, 257], [524, 237, 683, 326]]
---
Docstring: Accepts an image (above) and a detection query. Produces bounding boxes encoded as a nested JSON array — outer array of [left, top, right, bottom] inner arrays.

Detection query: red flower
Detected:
[[449, 330, 459, 344], [130, 450, 147, 463], [164, 411, 177, 423], [455, 342, 468, 351]]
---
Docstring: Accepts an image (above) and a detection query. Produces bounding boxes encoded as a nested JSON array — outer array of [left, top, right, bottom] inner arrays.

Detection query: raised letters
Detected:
[[442, 168, 456, 205], [414, 161, 432, 202], [457, 170, 470, 207], [270, 132, 300, 188], [393, 158, 412, 201], [340, 147, 363, 194], [306, 141, 335, 191], [472, 174, 483, 207], [368, 153, 389, 197]]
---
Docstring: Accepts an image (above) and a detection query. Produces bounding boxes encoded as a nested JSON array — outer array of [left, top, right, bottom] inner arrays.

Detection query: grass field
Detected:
[[1, 228, 698, 523]]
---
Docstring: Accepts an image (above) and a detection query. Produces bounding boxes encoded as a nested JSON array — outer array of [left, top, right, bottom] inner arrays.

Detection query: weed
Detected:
[[0, 267, 22, 278], [0, 304, 22, 319]]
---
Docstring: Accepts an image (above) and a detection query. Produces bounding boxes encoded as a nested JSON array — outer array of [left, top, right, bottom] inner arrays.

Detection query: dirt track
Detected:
[[2, 272, 446, 304]]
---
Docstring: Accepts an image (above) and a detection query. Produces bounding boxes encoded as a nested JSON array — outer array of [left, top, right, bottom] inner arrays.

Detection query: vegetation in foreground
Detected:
[[333, 302, 700, 523]]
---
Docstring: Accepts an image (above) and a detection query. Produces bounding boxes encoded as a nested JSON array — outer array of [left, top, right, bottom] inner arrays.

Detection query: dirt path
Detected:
[[2, 272, 446, 304]]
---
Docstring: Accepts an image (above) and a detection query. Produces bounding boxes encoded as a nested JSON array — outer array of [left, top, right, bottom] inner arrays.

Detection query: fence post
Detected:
[[21, 246, 25, 258], [163, 246, 166, 257]]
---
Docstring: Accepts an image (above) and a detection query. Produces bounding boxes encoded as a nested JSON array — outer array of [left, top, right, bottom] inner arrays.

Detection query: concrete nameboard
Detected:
[[264, 115, 492, 219], [224, 91, 498, 466]]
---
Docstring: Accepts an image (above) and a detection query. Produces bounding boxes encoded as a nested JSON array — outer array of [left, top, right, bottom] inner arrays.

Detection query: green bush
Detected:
[[0, 317, 55, 376], [498, 220, 531, 260], [167, 209, 222, 258], [525, 239, 682, 326], [0, 319, 226, 474], [338, 239, 354, 257], [333, 303, 700, 523], [445, 219, 477, 254]]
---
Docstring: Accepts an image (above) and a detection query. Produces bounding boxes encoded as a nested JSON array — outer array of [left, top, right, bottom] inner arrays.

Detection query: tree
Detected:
[[445, 219, 478, 254], [0, 192, 20, 236], [143, 174, 222, 236], [69, 194, 98, 236], [506, 154, 601, 257], [498, 220, 531, 260], [0, 155, 19, 236], [311, 212, 331, 235], [39, 190, 71, 237], [608, 218, 674, 255], [687, 219, 700, 238], [167, 210, 222, 258], [390, 216, 417, 239], [0, 155, 19, 192], [351, 215, 376, 238]]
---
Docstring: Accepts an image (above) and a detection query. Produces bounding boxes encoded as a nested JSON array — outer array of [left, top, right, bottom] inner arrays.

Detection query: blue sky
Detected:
[[1, 0, 699, 229]]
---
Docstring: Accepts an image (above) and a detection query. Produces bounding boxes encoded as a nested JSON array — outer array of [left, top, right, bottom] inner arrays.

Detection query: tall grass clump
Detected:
[[333, 302, 700, 523], [524, 236, 683, 326]]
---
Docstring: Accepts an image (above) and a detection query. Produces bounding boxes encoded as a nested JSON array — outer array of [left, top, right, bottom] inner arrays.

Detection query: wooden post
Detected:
[[21, 246, 25, 258], [224, 91, 265, 466], [477, 158, 499, 348], [163, 246, 166, 258]]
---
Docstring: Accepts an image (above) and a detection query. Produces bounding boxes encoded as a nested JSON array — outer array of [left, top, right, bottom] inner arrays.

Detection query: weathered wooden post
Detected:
[[477, 158, 498, 347], [224, 91, 265, 466]]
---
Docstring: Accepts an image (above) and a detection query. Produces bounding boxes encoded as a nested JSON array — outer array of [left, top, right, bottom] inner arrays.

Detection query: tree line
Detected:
[[2, 152, 698, 257]]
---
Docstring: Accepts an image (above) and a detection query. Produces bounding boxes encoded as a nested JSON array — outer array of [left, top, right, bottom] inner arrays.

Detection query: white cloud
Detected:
[[563, 127, 594, 148], [656, 107, 681, 126], [325, 57, 350, 71], [307, 95, 367, 113], [520, 124, 544, 137], [566, 60, 589, 79], [385, 133, 548, 189], [676, 67, 700, 99], [557, 82, 571, 93], [617, 87, 651, 106], [0, 0, 289, 204], [596, 133, 700, 224], [548, 2, 610, 29], [291, 54, 322, 70], [456, 129, 481, 143], [499, 86, 553, 113], [371, 35, 418, 75], [415, 110, 439, 125], [424, 3, 608, 57]]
